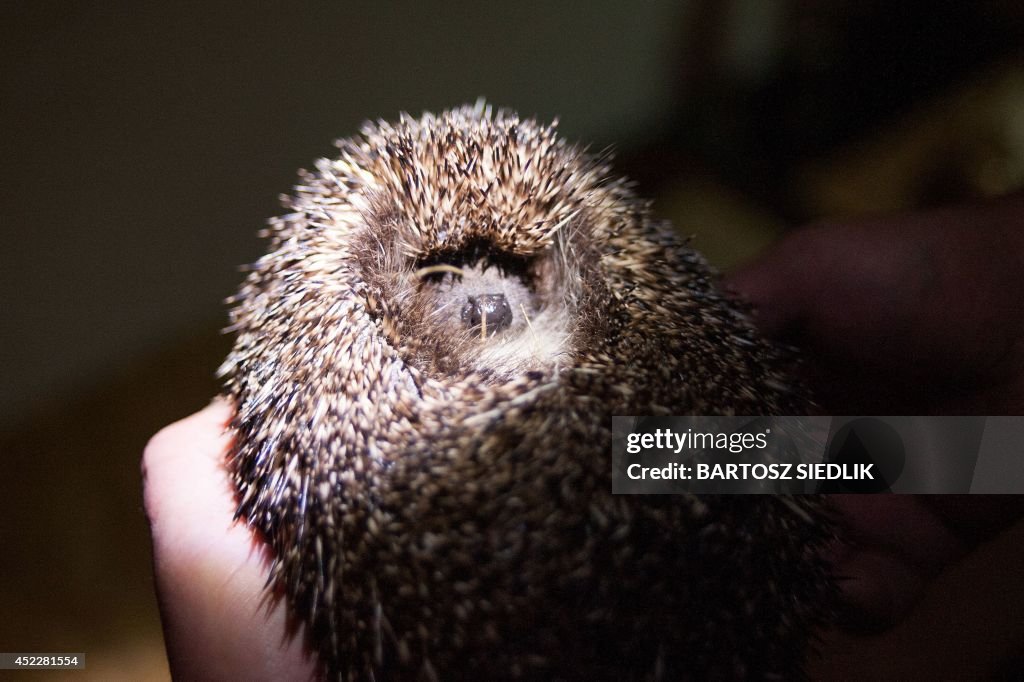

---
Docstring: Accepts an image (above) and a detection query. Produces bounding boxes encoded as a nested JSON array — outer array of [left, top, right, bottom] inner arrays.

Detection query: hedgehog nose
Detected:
[[461, 294, 513, 335]]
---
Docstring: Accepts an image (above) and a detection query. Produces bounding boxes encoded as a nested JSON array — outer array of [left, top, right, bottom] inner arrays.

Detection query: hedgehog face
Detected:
[[314, 105, 605, 381], [375, 238, 579, 378]]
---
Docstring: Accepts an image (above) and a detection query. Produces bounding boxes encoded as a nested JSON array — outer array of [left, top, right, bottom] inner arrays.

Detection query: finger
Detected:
[[723, 226, 824, 338], [811, 517, 1024, 681], [828, 495, 965, 632], [725, 222, 929, 362], [830, 495, 967, 573], [142, 400, 318, 681], [142, 398, 236, 545], [727, 198, 1024, 387], [832, 547, 926, 631]]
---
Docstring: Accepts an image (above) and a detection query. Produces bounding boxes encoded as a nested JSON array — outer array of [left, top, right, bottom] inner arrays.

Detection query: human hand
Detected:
[[725, 193, 1024, 415], [142, 399, 318, 681], [806, 506, 1024, 681], [726, 196, 1024, 678]]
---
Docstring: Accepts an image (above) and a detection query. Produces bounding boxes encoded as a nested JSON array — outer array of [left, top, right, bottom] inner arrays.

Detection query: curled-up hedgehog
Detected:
[[220, 102, 834, 680]]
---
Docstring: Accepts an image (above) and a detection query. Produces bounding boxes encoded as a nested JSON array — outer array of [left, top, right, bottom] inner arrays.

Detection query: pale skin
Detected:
[[142, 400, 318, 681], [144, 194, 1024, 679]]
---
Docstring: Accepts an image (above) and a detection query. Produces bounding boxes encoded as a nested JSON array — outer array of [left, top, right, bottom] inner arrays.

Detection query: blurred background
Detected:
[[3, 1, 1024, 679]]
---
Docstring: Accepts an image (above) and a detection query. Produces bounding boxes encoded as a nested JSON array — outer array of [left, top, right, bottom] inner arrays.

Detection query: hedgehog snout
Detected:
[[461, 293, 513, 334]]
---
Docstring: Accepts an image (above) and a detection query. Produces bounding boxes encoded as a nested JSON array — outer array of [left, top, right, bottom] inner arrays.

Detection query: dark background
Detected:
[[0, 1, 681, 431], [3, 2, 1023, 679]]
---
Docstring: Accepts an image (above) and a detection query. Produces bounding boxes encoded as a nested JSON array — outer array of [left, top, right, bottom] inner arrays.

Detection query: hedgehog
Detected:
[[219, 102, 834, 680]]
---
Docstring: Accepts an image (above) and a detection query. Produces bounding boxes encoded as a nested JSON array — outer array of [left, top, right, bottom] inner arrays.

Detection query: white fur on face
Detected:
[[408, 260, 574, 378]]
